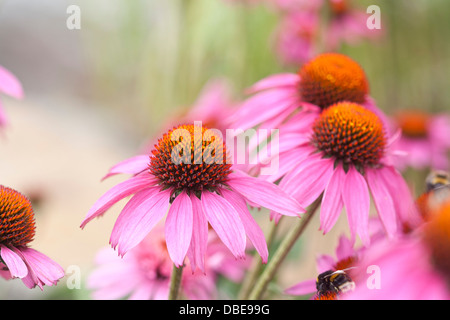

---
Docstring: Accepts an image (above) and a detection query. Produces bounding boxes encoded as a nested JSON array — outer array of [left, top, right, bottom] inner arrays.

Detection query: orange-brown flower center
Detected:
[[149, 124, 232, 195], [394, 110, 429, 138], [423, 200, 450, 285], [312, 102, 386, 168], [0, 186, 36, 247], [299, 53, 369, 109]]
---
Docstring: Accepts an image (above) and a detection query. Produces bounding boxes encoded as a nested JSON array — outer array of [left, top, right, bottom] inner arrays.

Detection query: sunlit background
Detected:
[[0, 0, 449, 299]]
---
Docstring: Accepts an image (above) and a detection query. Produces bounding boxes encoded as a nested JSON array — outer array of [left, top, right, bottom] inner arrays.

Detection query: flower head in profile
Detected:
[[0, 185, 65, 289], [268, 102, 421, 245], [88, 227, 248, 300], [390, 109, 450, 171], [230, 53, 386, 135], [0, 65, 24, 129], [81, 123, 304, 271]]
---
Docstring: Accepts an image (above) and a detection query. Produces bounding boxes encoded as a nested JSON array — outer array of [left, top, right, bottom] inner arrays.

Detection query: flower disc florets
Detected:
[[299, 53, 369, 109], [0, 186, 36, 247], [311, 102, 386, 169], [149, 124, 232, 195]]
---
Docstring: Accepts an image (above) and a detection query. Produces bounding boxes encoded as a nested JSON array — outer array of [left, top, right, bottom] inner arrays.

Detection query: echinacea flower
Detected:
[[390, 110, 450, 171], [324, 0, 383, 51], [344, 199, 450, 300], [275, 11, 319, 66], [268, 101, 421, 245], [0, 185, 65, 289], [88, 227, 247, 300], [0, 65, 24, 128], [81, 123, 304, 271], [230, 53, 386, 135]]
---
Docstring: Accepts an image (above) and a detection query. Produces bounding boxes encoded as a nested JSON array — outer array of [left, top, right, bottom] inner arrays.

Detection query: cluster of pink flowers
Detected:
[[1, 0, 449, 301]]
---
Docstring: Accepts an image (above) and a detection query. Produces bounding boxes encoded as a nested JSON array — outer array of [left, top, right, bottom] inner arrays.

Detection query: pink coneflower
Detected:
[[275, 11, 319, 66], [390, 110, 450, 171], [88, 227, 247, 300], [268, 101, 421, 245], [0, 65, 24, 128], [0, 185, 65, 289], [344, 200, 450, 300], [230, 53, 386, 134], [324, 0, 383, 51], [81, 123, 304, 270]]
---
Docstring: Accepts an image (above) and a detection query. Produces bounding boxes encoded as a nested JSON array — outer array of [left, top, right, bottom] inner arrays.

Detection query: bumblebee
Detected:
[[418, 170, 450, 220], [316, 268, 355, 299], [425, 170, 450, 192]]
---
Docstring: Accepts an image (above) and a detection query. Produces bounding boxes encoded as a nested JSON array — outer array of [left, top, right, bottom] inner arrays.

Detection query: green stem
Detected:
[[247, 196, 322, 300], [237, 218, 281, 300], [168, 264, 184, 300]]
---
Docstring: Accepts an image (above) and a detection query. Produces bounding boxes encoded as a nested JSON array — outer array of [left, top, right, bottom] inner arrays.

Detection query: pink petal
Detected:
[[110, 188, 170, 256], [102, 155, 150, 180], [0, 245, 27, 278], [335, 235, 355, 262], [165, 191, 193, 267], [246, 73, 300, 94], [227, 174, 304, 216], [81, 173, 156, 228], [284, 279, 316, 295], [342, 166, 370, 246], [281, 155, 335, 208], [17, 247, 65, 289], [366, 168, 397, 237], [186, 194, 208, 273], [320, 164, 345, 234], [0, 65, 24, 99], [221, 189, 268, 263], [0, 100, 9, 127], [201, 191, 247, 259]]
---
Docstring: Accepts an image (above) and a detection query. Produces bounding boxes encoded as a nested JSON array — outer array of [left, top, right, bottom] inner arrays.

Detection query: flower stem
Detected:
[[247, 196, 322, 300], [238, 218, 281, 300], [168, 264, 183, 300]]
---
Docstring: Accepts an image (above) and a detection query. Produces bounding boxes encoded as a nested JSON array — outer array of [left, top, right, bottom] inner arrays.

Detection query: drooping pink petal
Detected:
[[0, 245, 28, 278], [245, 73, 300, 94], [16, 247, 65, 289], [281, 155, 335, 208], [284, 279, 316, 295], [320, 164, 345, 234], [335, 235, 356, 262], [342, 166, 370, 246], [0, 100, 8, 127], [0, 65, 24, 99], [110, 188, 171, 256], [165, 191, 193, 267], [366, 168, 397, 237], [227, 173, 305, 216], [233, 90, 300, 130], [201, 191, 246, 259], [186, 194, 208, 273], [102, 155, 150, 180], [81, 173, 156, 228], [221, 188, 268, 263]]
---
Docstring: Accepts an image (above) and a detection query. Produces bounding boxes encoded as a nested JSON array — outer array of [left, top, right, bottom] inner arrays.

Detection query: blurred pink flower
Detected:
[[342, 199, 450, 299], [390, 110, 450, 171], [81, 124, 304, 271], [88, 228, 248, 300], [0, 65, 24, 128], [324, 0, 383, 51], [0, 185, 64, 290], [276, 11, 319, 66]]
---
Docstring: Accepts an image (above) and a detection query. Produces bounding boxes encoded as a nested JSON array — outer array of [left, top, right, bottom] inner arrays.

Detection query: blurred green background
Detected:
[[0, 0, 449, 299]]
